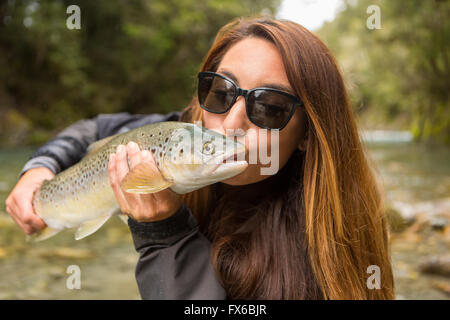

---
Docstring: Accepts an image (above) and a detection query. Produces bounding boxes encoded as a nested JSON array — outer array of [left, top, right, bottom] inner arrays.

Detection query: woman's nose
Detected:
[[221, 96, 250, 133]]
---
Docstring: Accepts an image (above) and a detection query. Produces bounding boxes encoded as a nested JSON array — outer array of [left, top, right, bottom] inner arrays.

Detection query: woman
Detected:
[[6, 17, 394, 299]]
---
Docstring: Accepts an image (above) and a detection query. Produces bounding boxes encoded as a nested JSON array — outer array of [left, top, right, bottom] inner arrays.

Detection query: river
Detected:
[[0, 135, 449, 299]]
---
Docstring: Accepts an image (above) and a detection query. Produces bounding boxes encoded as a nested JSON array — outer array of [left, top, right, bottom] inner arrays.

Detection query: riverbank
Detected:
[[0, 213, 140, 299], [389, 213, 450, 299]]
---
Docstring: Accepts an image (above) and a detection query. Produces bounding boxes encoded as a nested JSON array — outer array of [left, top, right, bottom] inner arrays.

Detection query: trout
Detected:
[[31, 121, 247, 241]]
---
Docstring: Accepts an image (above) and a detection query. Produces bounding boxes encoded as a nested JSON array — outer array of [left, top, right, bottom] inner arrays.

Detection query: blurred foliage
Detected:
[[1, 0, 448, 146], [0, 0, 280, 146], [318, 0, 449, 144], [385, 206, 408, 233]]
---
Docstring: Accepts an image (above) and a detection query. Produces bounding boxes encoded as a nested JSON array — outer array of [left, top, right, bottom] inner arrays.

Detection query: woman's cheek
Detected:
[[222, 164, 267, 185], [202, 110, 222, 131]]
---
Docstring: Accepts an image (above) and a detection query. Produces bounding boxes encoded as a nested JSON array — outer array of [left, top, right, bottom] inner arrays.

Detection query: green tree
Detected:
[[0, 0, 280, 146], [318, 0, 449, 144]]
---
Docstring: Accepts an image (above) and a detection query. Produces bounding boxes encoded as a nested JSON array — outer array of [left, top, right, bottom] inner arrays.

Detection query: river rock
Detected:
[[431, 281, 450, 296], [385, 206, 408, 233], [430, 217, 449, 231], [390, 199, 450, 235], [33, 247, 95, 259], [391, 198, 450, 223], [419, 256, 450, 277]]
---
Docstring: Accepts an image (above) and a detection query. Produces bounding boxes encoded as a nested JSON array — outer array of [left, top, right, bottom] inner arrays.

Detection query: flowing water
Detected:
[[362, 136, 450, 300], [0, 147, 140, 299], [0, 135, 449, 299]]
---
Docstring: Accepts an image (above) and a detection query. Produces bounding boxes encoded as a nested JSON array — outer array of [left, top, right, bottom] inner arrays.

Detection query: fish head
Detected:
[[161, 124, 248, 193]]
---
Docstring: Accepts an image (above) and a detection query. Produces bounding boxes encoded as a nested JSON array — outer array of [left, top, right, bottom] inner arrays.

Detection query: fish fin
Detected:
[[86, 135, 118, 155], [121, 162, 173, 194], [118, 214, 129, 225], [26, 227, 62, 242], [75, 215, 111, 240]]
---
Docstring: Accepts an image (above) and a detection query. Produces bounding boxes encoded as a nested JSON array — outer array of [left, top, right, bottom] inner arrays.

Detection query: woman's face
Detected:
[[202, 37, 307, 185]]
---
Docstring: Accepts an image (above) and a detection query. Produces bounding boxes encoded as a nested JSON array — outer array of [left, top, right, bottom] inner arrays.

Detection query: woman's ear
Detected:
[[297, 130, 308, 151], [297, 138, 307, 151], [296, 110, 308, 151]]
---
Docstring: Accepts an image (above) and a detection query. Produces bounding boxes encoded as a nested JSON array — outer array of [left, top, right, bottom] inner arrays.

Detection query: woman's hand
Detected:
[[108, 141, 182, 222], [5, 167, 54, 235]]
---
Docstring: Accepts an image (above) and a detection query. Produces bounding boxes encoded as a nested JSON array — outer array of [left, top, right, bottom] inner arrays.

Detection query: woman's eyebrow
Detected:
[[217, 68, 295, 95], [261, 83, 295, 95], [217, 69, 239, 84]]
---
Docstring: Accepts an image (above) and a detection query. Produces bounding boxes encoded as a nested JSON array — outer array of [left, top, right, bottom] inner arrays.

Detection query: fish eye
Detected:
[[202, 141, 214, 155]]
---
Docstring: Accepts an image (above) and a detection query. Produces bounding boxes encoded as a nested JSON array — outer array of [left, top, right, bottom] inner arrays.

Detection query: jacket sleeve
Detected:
[[19, 112, 181, 177], [127, 204, 227, 300], [19, 118, 98, 176]]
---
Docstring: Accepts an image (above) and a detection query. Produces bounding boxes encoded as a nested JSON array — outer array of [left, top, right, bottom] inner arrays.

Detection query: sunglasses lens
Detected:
[[247, 90, 295, 129], [198, 74, 236, 113]]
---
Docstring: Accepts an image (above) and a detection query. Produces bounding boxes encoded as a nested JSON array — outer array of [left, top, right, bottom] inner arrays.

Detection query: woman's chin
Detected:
[[221, 175, 244, 186], [221, 167, 270, 186]]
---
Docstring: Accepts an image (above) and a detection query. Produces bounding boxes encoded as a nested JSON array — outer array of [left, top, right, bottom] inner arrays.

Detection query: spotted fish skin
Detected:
[[31, 122, 248, 241]]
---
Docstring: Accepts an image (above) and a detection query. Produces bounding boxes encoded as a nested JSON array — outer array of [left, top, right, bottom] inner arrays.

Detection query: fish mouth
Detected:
[[211, 160, 248, 176], [207, 146, 247, 165], [208, 149, 248, 176]]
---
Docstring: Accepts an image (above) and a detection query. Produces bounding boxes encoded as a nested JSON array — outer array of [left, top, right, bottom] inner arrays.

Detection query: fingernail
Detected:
[[109, 154, 115, 161], [117, 145, 125, 153], [127, 141, 136, 151], [141, 150, 150, 158]]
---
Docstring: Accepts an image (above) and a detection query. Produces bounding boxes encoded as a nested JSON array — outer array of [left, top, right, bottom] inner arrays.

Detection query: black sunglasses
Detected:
[[197, 71, 303, 130]]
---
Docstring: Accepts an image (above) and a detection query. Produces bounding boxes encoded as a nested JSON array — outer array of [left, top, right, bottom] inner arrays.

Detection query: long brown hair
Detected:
[[180, 17, 394, 299]]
